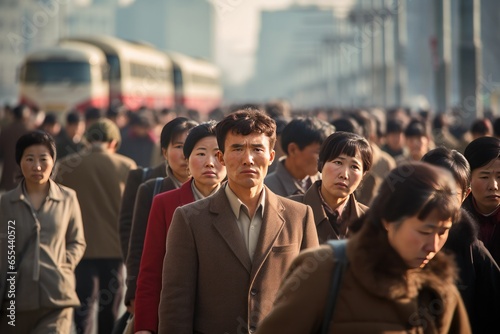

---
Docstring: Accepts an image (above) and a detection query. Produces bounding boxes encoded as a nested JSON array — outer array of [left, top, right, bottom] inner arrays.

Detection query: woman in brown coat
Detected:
[[290, 131, 373, 243], [256, 162, 471, 334], [0, 131, 86, 333]]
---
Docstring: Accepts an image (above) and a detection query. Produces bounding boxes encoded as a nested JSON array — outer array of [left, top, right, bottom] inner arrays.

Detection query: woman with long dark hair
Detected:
[[256, 162, 470, 333]]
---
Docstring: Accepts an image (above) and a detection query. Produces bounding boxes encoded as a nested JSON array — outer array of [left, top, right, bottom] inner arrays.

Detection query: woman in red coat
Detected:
[[134, 121, 226, 334]]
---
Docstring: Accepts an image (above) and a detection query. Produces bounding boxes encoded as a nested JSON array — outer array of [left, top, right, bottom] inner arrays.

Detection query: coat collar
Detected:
[[9, 178, 66, 203], [273, 158, 320, 196], [303, 180, 366, 227], [209, 185, 285, 275], [348, 221, 458, 301]]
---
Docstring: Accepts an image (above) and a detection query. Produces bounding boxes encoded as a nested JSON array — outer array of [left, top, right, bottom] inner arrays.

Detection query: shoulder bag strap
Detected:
[[152, 177, 164, 197], [141, 167, 151, 182], [320, 239, 349, 334]]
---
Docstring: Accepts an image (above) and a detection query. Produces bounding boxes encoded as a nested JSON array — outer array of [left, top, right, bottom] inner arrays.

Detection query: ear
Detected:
[[216, 150, 225, 166], [107, 140, 118, 152], [161, 147, 168, 160], [269, 149, 275, 165], [462, 187, 471, 203], [287, 142, 299, 156], [382, 219, 390, 232]]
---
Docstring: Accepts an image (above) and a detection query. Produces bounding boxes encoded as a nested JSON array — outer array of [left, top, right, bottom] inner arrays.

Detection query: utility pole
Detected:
[[458, 0, 482, 126], [434, 0, 452, 113]]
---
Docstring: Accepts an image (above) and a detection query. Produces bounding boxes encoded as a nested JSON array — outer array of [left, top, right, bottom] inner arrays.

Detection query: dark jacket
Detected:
[[444, 208, 500, 334], [290, 180, 367, 243], [118, 163, 167, 262], [124, 176, 178, 305], [462, 194, 500, 266]]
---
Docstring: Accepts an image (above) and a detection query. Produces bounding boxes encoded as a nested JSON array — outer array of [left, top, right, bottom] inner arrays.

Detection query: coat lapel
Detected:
[[210, 189, 253, 273], [250, 188, 285, 278]]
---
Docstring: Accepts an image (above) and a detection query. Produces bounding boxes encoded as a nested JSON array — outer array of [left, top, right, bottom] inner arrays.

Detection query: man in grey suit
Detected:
[[264, 117, 334, 197], [157, 107, 319, 334]]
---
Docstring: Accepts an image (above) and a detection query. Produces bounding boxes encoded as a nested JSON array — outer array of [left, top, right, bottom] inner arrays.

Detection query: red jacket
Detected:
[[134, 179, 195, 333]]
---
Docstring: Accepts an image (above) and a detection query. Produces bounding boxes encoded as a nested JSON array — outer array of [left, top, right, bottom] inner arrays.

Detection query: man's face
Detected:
[[218, 132, 275, 193], [289, 142, 321, 178]]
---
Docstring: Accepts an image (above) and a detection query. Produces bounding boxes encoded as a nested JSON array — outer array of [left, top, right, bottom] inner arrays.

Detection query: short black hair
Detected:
[[183, 121, 217, 159], [66, 111, 83, 125], [421, 147, 471, 196], [281, 117, 335, 154], [404, 119, 428, 138], [216, 107, 276, 153], [464, 136, 500, 171], [16, 130, 56, 165], [160, 117, 198, 150], [318, 131, 373, 173]]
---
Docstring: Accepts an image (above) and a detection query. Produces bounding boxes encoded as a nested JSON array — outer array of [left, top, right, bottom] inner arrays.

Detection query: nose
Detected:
[[339, 165, 348, 179], [424, 234, 440, 254], [489, 178, 499, 191], [33, 161, 42, 170], [206, 154, 215, 167], [242, 148, 254, 166]]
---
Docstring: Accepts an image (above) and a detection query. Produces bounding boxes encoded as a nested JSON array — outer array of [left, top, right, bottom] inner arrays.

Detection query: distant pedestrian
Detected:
[[55, 118, 136, 334], [462, 136, 500, 265], [265, 117, 334, 196]]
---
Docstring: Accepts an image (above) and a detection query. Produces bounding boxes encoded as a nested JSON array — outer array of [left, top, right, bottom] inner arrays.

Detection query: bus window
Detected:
[[22, 61, 91, 83], [173, 66, 183, 89], [106, 55, 121, 82]]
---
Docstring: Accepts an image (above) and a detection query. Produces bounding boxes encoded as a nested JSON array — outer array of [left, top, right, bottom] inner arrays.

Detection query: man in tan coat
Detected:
[[157, 107, 319, 334], [55, 118, 136, 334]]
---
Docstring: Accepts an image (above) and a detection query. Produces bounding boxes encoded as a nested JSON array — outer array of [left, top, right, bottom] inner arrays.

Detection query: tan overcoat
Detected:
[[158, 186, 319, 334]]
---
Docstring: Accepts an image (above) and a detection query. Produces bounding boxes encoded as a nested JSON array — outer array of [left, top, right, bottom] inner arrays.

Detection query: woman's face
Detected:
[[321, 152, 364, 202], [165, 131, 189, 181], [188, 136, 226, 190], [384, 210, 452, 269], [20, 144, 54, 187], [470, 158, 500, 213]]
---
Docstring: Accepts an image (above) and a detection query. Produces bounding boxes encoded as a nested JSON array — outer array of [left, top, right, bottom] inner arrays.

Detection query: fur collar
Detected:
[[347, 221, 458, 301]]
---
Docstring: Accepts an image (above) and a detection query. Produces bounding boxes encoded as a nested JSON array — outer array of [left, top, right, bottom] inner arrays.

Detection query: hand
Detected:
[[135, 331, 152, 334], [127, 299, 135, 314]]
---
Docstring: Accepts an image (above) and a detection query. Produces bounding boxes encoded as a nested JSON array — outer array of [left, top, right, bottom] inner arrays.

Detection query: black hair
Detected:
[[160, 117, 198, 150], [216, 107, 276, 153], [464, 136, 500, 171], [318, 131, 373, 173], [280, 117, 335, 154], [183, 121, 217, 159], [421, 147, 471, 196], [15, 130, 56, 165]]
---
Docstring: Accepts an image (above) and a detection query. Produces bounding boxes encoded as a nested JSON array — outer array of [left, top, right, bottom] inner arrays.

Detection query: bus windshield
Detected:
[[22, 61, 91, 83]]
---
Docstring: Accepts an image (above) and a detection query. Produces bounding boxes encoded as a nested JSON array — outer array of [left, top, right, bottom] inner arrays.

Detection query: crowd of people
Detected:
[[0, 102, 499, 334]]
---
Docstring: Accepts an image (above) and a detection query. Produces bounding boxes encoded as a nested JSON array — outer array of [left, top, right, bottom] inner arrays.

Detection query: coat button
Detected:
[[250, 288, 258, 296], [249, 325, 257, 333]]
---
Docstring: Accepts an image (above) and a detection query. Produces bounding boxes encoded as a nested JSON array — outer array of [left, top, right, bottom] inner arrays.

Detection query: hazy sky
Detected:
[[213, 0, 294, 84]]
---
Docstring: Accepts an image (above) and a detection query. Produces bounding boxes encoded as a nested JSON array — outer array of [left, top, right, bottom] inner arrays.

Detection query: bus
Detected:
[[19, 41, 109, 113], [19, 35, 223, 115], [63, 35, 175, 111]]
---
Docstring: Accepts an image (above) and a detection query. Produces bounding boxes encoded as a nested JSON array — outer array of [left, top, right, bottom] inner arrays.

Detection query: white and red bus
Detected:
[[19, 35, 223, 115], [64, 35, 175, 111], [19, 41, 109, 113]]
